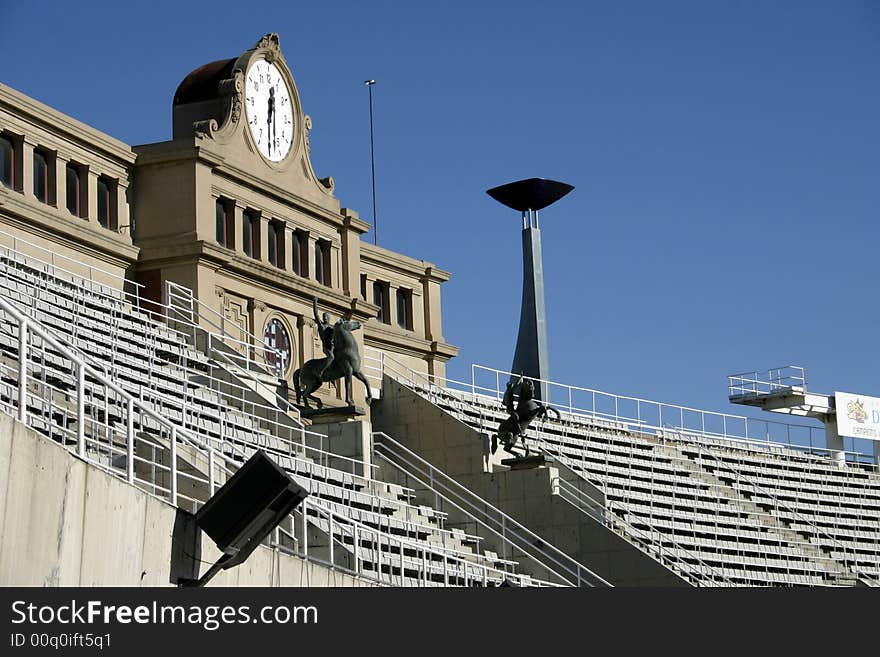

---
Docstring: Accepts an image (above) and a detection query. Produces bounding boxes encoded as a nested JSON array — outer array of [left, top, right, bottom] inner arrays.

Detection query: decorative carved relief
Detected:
[[256, 33, 281, 54], [194, 119, 218, 139], [247, 299, 267, 313], [223, 296, 248, 341], [217, 70, 244, 126], [304, 115, 312, 153]]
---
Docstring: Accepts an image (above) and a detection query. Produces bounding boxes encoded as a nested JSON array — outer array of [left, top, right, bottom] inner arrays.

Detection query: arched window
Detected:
[[264, 318, 292, 374]]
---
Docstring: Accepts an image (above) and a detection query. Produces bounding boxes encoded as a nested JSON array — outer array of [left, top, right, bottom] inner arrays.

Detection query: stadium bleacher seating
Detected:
[[0, 242, 557, 587], [3, 231, 876, 587], [370, 354, 880, 587]]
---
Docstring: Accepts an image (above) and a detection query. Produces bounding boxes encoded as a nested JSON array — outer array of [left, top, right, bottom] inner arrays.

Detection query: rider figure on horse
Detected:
[[314, 298, 334, 380], [492, 373, 560, 456], [293, 298, 373, 409]]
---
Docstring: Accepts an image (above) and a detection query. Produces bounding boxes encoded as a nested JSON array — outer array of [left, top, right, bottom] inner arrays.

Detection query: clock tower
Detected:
[[170, 33, 335, 205], [132, 33, 458, 409]]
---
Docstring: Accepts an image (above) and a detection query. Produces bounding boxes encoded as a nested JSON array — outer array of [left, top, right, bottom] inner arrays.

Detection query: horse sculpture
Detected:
[[292, 302, 373, 409], [492, 374, 560, 456]]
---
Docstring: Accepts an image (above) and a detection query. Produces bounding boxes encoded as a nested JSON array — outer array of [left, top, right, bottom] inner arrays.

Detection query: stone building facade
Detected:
[[0, 33, 457, 409]]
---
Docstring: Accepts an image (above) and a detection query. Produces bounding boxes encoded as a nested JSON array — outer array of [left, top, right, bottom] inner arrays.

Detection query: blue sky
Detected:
[[2, 2, 878, 443]]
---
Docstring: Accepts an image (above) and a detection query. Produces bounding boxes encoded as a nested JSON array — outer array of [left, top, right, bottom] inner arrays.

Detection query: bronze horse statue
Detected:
[[492, 374, 560, 456], [292, 317, 373, 409]]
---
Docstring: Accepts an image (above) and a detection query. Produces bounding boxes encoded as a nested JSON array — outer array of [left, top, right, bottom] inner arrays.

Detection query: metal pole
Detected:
[[17, 321, 28, 424], [77, 364, 85, 457], [170, 427, 178, 506], [127, 398, 135, 483], [365, 79, 378, 245]]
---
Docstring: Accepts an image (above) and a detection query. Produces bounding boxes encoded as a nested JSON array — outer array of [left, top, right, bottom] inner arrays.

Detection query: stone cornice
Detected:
[[340, 208, 371, 235], [361, 241, 451, 282], [364, 323, 458, 361], [0, 83, 136, 167], [136, 238, 377, 320], [132, 140, 225, 169], [132, 138, 345, 227]]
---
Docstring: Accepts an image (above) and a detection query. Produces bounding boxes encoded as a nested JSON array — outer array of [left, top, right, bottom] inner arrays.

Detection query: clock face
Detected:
[[245, 60, 294, 162]]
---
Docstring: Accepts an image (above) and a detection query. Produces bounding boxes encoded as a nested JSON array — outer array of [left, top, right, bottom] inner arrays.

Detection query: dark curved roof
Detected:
[[173, 58, 236, 105], [486, 178, 575, 212]]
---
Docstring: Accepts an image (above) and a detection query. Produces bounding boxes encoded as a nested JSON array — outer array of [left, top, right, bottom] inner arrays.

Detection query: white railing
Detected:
[[290, 498, 551, 587], [0, 227, 138, 297], [0, 252, 331, 465], [728, 366, 807, 399], [673, 432, 880, 587], [0, 239, 491, 557], [367, 349, 880, 585], [366, 351, 734, 586], [0, 296, 546, 587], [551, 476, 736, 587], [469, 363, 836, 456], [165, 280, 283, 376], [364, 347, 875, 463], [371, 432, 611, 587], [164, 280, 302, 424]]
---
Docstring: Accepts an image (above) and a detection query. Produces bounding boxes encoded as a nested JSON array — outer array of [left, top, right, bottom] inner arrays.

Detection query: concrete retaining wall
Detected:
[[0, 412, 372, 587]]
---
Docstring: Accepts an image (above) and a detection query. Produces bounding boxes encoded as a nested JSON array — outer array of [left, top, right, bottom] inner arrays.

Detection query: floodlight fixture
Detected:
[[179, 449, 308, 587]]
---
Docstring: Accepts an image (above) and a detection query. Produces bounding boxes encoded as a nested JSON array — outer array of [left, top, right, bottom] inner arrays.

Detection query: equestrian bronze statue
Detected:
[[492, 374, 560, 456], [292, 298, 373, 409]]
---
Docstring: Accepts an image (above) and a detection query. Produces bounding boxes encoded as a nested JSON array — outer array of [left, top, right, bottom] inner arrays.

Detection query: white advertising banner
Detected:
[[836, 392, 880, 441]]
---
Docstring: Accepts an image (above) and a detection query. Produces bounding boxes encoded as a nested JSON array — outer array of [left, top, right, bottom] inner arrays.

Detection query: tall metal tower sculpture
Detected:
[[486, 178, 574, 401]]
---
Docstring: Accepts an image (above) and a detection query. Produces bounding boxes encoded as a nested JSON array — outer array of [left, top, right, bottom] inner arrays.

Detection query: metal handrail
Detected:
[[550, 475, 736, 587], [165, 280, 284, 378], [298, 498, 558, 587], [362, 347, 850, 461], [468, 362, 847, 457], [370, 350, 878, 585], [164, 281, 301, 424], [0, 296, 541, 587], [673, 432, 879, 587], [728, 365, 807, 398], [366, 352, 732, 585], [371, 431, 612, 587], [0, 227, 143, 295], [0, 251, 325, 473]]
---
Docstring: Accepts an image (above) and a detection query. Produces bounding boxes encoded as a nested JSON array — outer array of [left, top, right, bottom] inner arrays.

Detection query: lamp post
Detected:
[[364, 79, 377, 245], [486, 178, 574, 401]]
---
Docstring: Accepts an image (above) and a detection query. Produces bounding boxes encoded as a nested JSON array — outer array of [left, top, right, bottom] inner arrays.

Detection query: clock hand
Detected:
[[267, 87, 276, 154]]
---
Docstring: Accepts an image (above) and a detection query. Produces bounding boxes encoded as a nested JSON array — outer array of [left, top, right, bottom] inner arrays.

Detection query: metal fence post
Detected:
[[170, 427, 178, 506], [17, 320, 28, 424], [127, 398, 135, 483], [77, 363, 85, 457], [205, 449, 214, 497]]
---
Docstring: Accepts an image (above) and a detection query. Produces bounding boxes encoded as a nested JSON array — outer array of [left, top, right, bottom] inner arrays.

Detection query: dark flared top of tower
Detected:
[[486, 178, 574, 212]]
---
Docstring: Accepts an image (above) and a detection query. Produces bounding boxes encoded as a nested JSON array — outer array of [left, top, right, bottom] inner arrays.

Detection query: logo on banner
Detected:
[[847, 398, 867, 424], [836, 391, 880, 441]]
